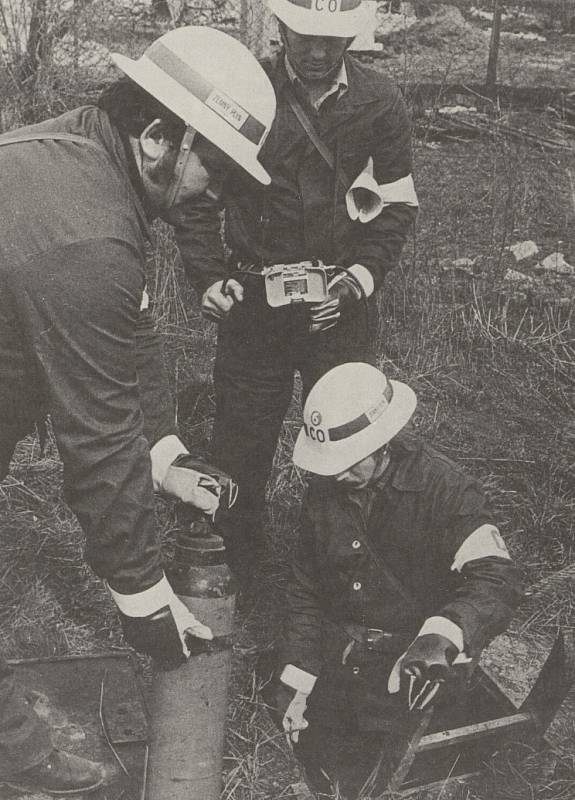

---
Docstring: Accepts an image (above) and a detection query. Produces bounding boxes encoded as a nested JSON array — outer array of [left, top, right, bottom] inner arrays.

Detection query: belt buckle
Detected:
[[366, 628, 385, 650]]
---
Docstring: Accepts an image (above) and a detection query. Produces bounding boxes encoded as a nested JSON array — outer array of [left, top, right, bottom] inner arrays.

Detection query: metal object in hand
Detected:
[[263, 260, 328, 307]]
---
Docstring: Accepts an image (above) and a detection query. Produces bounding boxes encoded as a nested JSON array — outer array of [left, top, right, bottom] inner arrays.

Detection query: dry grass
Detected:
[[1, 15, 575, 798]]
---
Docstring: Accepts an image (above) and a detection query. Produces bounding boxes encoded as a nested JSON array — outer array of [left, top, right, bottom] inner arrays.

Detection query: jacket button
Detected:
[[352, 540, 361, 549], [352, 666, 360, 675], [353, 581, 362, 591]]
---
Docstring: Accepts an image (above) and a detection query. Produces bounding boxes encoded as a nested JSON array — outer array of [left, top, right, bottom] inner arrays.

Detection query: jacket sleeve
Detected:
[[279, 507, 325, 677], [346, 88, 418, 290], [173, 193, 228, 300], [439, 555, 523, 656], [135, 305, 178, 447], [435, 477, 524, 656], [22, 238, 166, 594]]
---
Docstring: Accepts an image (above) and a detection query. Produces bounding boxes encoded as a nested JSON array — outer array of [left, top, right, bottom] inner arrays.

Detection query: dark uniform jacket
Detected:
[[176, 52, 417, 297], [282, 433, 523, 729], [0, 106, 175, 594]]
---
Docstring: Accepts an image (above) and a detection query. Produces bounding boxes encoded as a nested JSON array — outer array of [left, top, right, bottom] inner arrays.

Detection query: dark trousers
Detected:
[[211, 281, 376, 578], [295, 724, 393, 800], [0, 658, 52, 777]]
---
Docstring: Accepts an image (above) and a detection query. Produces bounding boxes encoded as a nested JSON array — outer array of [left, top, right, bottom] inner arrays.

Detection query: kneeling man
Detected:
[[274, 363, 523, 797]]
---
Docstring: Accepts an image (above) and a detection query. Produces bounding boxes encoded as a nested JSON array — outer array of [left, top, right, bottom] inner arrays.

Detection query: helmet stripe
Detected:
[[146, 42, 266, 146], [327, 381, 393, 442]]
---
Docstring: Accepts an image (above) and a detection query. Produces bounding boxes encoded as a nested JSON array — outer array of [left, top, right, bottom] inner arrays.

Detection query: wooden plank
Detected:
[[418, 712, 534, 752]]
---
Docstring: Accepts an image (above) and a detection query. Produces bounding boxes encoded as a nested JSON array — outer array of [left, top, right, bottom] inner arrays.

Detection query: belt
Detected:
[[341, 622, 409, 653]]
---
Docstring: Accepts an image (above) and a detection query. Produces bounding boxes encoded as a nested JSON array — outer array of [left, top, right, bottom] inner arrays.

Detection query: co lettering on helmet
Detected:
[[304, 422, 327, 443], [314, 0, 340, 11]]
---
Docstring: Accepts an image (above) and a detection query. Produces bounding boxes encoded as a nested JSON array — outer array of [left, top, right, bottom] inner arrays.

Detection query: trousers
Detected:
[[211, 278, 376, 579], [0, 657, 52, 777]]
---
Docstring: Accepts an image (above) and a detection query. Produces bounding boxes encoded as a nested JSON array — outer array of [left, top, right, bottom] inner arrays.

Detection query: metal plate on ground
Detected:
[[1, 653, 148, 800]]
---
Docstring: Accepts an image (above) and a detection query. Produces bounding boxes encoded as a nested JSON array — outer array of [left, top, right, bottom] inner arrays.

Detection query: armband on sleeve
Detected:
[[451, 525, 511, 573], [346, 156, 419, 224]]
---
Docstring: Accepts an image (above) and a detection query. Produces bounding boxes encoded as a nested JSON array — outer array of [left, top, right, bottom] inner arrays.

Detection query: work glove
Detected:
[[388, 634, 459, 712], [160, 453, 238, 520], [202, 278, 244, 322], [274, 664, 317, 744], [309, 271, 363, 334], [109, 576, 213, 670]]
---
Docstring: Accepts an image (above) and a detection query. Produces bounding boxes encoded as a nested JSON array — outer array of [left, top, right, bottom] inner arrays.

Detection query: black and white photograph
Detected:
[[0, 0, 574, 797]]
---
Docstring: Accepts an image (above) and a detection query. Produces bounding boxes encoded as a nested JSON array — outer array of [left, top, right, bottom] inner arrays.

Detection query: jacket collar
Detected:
[[271, 51, 381, 112], [386, 432, 427, 492]]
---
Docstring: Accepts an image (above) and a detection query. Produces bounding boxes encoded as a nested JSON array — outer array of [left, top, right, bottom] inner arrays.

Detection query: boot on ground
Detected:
[[4, 748, 104, 795]]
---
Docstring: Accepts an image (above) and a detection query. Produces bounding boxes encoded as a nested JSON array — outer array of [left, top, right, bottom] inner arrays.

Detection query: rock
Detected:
[[508, 240, 539, 262], [504, 268, 533, 283], [539, 252, 575, 275], [438, 105, 477, 115]]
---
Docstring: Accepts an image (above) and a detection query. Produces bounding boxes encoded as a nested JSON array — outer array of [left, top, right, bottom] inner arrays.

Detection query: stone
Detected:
[[539, 252, 575, 275], [508, 240, 539, 262], [504, 268, 533, 283]]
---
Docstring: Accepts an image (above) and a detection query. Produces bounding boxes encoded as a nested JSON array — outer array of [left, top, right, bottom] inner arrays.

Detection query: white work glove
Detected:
[[109, 576, 213, 670], [161, 460, 222, 516], [151, 438, 228, 517], [277, 664, 317, 744], [202, 278, 244, 322], [283, 691, 310, 743]]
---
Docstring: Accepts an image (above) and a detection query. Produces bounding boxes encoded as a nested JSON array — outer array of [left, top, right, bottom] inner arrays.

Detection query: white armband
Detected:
[[451, 525, 511, 573], [346, 157, 419, 224], [280, 664, 318, 696], [150, 434, 189, 491]]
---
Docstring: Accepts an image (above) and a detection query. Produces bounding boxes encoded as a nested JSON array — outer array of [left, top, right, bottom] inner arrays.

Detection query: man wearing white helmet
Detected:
[[177, 0, 419, 581], [0, 27, 275, 795], [268, 363, 522, 796]]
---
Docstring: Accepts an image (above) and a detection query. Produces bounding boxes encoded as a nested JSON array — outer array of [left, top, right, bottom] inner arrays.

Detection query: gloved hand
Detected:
[[388, 633, 459, 711], [202, 278, 244, 322], [160, 454, 238, 519], [109, 576, 213, 670], [276, 684, 310, 744], [309, 271, 363, 334]]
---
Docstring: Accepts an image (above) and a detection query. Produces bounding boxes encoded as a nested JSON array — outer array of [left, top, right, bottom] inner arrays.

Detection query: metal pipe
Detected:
[[145, 508, 237, 800]]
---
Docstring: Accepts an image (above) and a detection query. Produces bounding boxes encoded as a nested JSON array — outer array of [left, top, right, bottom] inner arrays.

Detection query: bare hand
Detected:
[[202, 278, 244, 322]]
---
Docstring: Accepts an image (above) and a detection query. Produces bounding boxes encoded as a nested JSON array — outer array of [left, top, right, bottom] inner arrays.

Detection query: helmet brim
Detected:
[[293, 380, 417, 475], [110, 52, 271, 186], [268, 0, 368, 37]]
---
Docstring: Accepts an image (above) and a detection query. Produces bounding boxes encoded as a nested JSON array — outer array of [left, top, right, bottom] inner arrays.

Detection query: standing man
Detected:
[[177, 0, 419, 578], [0, 27, 275, 794], [270, 363, 523, 797]]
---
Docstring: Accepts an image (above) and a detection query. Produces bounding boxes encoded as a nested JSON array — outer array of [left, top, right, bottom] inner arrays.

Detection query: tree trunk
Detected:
[[485, 0, 502, 101]]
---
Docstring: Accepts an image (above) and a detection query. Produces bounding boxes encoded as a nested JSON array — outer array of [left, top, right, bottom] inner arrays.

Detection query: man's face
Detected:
[[282, 26, 351, 83], [334, 447, 390, 489], [139, 122, 230, 214]]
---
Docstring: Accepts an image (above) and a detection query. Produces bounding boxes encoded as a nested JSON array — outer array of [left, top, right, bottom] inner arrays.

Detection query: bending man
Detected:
[[0, 27, 275, 795]]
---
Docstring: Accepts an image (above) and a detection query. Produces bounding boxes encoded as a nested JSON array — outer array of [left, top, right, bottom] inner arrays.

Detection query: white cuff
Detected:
[[280, 664, 318, 695], [451, 525, 511, 573], [108, 575, 174, 618], [327, 264, 374, 298], [150, 435, 189, 491], [418, 616, 464, 653]]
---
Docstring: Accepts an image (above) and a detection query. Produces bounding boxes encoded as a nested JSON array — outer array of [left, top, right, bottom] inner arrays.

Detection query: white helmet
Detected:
[[293, 363, 417, 475], [268, 0, 367, 38], [110, 27, 276, 185]]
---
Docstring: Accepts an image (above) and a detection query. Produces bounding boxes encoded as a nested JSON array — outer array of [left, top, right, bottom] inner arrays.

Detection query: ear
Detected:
[[139, 118, 172, 162]]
